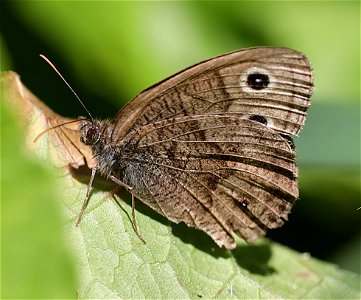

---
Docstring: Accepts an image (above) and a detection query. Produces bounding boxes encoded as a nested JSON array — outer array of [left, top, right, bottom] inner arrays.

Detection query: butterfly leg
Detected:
[[131, 194, 146, 245], [75, 166, 98, 226], [109, 175, 146, 245]]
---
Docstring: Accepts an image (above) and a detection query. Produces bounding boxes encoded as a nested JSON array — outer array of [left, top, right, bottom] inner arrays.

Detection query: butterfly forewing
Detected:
[[111, 47, 312, 140]]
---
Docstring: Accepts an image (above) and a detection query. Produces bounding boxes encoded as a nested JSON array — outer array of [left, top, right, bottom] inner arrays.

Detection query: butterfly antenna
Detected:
[[33, 119, 83, 143], [39, 54, 93, 120]]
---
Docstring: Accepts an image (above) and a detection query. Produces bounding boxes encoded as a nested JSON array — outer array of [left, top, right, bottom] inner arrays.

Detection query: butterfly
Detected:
[[71, 47, 313, 249]]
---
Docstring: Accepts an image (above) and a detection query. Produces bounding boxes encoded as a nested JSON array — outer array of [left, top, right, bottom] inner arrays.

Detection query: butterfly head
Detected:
[[80, 118, 102, 146]]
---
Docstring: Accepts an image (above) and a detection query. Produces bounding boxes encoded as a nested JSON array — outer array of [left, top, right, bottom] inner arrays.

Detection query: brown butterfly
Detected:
[[52, 47, 313, 249]]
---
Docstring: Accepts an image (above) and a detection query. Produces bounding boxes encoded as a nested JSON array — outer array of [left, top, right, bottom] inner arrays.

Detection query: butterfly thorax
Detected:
[[80, 118, 120, 177], [79, 118, 147, 191]]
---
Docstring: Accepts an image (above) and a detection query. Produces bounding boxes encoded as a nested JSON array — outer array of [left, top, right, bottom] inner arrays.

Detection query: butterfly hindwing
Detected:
[[117, 114, 299, 249]]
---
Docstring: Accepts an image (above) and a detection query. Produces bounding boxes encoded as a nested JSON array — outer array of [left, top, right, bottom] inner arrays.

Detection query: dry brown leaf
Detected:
[[1, 71, 96, 173]]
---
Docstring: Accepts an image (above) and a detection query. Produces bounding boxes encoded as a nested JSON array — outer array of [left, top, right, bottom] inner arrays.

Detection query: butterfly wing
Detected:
[[112, 47, 312, 140], [110, 47, 313, 249]]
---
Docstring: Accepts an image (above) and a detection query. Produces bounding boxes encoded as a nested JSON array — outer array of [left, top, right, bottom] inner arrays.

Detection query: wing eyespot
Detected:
[[247, 73, 270, 90], [249, 114, 268, 125], [240, 67, 274, 94]]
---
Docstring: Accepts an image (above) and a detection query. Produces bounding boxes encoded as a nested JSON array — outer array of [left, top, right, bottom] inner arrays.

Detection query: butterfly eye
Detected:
[[81, 127, 100, 145], [247, 72, 270, 90]]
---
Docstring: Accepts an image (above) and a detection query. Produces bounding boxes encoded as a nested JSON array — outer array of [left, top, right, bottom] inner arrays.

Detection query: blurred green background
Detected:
[[1, 0, 360, 296]]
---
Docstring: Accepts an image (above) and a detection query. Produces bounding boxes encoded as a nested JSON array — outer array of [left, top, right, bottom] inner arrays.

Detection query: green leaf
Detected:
[[1, 76, 77, 298], [2, 72, 360, 299]]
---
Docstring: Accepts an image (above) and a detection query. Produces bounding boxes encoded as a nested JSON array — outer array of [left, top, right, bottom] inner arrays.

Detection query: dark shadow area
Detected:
[[171, 222, 231, 259], [69, 163, 116, 191], [69, 163, 172, 229], [268, 170, 361, 267], [232, 242, 275, 275]]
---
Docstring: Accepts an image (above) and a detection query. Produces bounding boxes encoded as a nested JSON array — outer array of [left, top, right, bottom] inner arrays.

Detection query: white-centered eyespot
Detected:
[[240, 67, 275, 93]]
